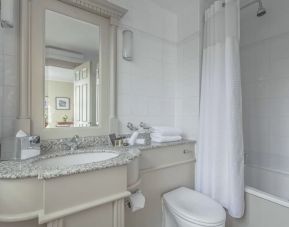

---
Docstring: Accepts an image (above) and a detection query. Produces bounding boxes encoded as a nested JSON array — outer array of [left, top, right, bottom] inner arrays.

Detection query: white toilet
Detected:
[[162, 187, 226, 227]]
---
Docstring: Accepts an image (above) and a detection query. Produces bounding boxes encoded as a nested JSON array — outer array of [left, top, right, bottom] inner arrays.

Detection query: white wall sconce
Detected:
[[0, 0, 15, 28], [122, 30, 133, 61]]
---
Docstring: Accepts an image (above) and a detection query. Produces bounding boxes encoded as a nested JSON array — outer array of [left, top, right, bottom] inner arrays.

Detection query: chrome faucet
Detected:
[[59, 135, 81, 151], [139, 122, 151, 131], [28, 136, 41, 148], [127, 122, 138, 131], [68, 135, 81, 150]]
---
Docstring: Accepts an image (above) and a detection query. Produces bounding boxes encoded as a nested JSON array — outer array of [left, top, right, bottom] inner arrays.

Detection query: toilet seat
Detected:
[[163, 187, 226, 227]]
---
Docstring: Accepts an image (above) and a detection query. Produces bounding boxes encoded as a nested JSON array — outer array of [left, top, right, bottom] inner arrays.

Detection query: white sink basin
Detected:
[[34, 152, 119, 168]]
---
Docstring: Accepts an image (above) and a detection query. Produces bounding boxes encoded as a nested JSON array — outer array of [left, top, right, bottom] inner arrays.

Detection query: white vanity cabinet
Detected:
[[125, 143, 196, 227], [0, 165, 129, 227], [0, 143, 195, 227]]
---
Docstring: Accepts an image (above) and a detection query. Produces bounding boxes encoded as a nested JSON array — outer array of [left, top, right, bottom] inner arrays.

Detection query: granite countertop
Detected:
[[130, 139, 195, 150], [0, 139, 195, 180]]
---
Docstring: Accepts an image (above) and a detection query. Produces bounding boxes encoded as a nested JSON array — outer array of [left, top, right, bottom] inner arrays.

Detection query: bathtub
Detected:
[[245, 186, 289, 208], [245, 164, 289, 203], [227, 164, 289, 227]]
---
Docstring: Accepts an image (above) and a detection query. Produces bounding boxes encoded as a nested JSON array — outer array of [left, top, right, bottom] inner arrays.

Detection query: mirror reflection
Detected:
[[44, 10, 100, 128]]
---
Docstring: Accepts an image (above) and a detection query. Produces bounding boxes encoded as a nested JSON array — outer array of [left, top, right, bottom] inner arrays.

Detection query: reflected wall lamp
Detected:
[[0, 0, 14, 28]]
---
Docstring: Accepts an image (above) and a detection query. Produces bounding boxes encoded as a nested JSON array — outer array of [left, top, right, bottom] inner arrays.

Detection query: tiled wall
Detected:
[[175, 0, 204, 139], [241, 0, 289, 176], [0, 1, 19, 140], [0, 0, 202, 140], [113, 0, 203, 137], [112, 0, 179, 133]]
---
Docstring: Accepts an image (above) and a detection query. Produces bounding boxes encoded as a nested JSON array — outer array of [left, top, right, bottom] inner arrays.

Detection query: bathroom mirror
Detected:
[[23, 0, 127, 139], [44, 10, 100, 128]]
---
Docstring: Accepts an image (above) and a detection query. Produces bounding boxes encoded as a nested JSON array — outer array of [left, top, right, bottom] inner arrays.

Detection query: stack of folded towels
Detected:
[[150, 126, 182, 143]]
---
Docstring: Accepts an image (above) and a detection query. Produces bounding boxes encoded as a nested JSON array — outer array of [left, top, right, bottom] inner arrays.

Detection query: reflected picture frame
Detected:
[[55, 97, 70, 110]]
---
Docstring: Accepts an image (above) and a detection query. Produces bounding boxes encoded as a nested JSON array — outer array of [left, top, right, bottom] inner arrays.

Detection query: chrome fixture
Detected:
[[60, 135, 81, 151], [122, 30, 133, 61], [240, 0, 266, 17], [139, 122, 150, 130], [28, 136, 41, 147], [256, 0, 266, 17], [139, 122, 152, 145], [127, 122, 138, 131], [222, 0, 266, 17], [69, 135, 81, 150]]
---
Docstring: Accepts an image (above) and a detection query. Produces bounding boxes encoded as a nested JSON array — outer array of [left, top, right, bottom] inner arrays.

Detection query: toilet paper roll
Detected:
[[128, 190, 145, 212]]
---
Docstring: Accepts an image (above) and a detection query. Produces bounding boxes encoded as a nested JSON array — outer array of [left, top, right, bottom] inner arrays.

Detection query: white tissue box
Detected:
[[21, 148, 40, 160]]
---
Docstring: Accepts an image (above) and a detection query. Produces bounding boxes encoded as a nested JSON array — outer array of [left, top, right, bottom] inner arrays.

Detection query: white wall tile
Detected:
[[270, 98, 289, 117], [119, 0, 178, 43], [4, 55, 18, 86], [241, 0, 289, 169], [116, 12, 179, 131], [2, 86, 18, 118], [0, 86, 3, 116], [114, 0, 185, 133], [162, 42, 178, 64], [174, 1, 202, 139], [0, 55, 4, 86], [270, 137, 289, 157], [1, 118, 16, 138], [0, 28, 4, 55], [269, 32, 289, 61], [0, 1, 19, 139], [117, 94, 132, 116]]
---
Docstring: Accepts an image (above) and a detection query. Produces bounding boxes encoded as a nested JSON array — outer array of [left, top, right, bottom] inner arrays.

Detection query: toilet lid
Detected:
[[163, 187, 226, 226]]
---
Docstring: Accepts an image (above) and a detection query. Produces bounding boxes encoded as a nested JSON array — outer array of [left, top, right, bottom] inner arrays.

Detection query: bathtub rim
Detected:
[[245, 186, 289, 208]]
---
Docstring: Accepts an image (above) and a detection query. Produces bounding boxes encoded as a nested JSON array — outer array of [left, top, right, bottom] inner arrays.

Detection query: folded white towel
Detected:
[[150, 133, 182, 143], [151, 126, 182, 137]]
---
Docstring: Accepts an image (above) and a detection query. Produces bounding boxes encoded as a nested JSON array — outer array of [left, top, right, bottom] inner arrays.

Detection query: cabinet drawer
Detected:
[[140, 144, 195, 171]]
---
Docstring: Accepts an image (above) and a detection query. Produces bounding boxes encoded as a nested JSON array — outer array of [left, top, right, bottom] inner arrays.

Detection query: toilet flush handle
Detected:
[[183, 149, 193, 154]]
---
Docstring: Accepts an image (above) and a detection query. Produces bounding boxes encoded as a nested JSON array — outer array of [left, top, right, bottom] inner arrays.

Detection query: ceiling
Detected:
[[45, 10, 100, 57], [45, 66, 74, 83]]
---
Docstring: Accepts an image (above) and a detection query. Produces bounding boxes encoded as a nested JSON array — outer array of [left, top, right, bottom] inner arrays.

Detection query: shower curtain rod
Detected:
[[240, 0, 259, 10], [222, 0, 259, 10]]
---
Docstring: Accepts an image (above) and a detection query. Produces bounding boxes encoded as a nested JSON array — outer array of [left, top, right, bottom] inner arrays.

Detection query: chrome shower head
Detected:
[[257, 0, 266, 17]]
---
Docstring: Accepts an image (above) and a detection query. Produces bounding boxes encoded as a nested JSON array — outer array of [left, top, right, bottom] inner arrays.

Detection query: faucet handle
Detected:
[[29, 136, 40, 145], [140, 122, 150, 130], [127, 122, 138, 131], [71, 135, 80, 143]]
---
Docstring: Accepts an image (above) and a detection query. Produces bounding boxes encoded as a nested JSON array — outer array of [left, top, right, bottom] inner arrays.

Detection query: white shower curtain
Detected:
[[196, 0, 244, 218]]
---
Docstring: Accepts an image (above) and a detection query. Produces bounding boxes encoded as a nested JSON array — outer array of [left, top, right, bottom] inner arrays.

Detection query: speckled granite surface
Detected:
[[0, 138, 195, 180], [131, 139, 195, 150], [40, 135, 112, 153]]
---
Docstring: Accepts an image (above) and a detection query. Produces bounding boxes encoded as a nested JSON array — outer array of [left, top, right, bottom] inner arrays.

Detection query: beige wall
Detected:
[[45, 80, 74, 127], [227, 192, 289, 227]]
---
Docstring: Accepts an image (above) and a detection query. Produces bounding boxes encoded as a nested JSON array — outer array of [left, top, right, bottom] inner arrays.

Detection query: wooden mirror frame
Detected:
[[17, 0, 127, 139]]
